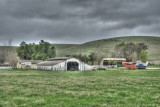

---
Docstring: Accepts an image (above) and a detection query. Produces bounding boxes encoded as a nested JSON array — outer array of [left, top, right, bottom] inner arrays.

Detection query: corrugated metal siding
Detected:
[[37, 58, 93, 71]]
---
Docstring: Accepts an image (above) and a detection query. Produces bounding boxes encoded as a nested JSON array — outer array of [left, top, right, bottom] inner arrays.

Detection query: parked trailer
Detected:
[[122, 62, 137, 69]]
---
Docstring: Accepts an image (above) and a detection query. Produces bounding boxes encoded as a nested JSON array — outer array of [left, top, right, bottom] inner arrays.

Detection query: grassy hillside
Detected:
[[54, 36, 160, 61], [0, 69, 160, 106], [0, 36, 159, 61]]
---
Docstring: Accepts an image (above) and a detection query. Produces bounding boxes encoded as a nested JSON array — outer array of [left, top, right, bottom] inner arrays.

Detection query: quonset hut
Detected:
[[37, 57, 93, 71]]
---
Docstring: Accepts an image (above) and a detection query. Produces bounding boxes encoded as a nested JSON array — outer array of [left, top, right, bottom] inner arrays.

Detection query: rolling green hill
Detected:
[[54, 36, 160, 61], [1, 36, 159, 62]]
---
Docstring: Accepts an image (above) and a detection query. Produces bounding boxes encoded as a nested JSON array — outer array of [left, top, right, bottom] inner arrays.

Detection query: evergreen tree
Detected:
[[17, 40, 56, 60]]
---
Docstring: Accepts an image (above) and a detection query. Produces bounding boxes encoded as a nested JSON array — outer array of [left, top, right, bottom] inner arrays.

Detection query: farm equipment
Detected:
[[122, 62, 137, 69], [122, 61, 149, 69]]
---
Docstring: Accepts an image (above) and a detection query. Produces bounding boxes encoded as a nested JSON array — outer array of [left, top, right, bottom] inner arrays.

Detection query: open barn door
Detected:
[[67, 62, 79, 71]]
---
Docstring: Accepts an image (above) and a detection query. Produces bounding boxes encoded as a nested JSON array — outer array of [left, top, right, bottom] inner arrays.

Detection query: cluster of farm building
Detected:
[[0, 57, 148, 70]]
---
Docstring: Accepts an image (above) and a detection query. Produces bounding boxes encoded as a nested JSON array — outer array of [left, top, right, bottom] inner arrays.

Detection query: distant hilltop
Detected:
[[0, 36, 160, 63], [54, 36, 160, 62]]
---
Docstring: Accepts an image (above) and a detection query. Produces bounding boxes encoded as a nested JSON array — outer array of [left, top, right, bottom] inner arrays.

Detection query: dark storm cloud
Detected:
[[0, 0, 160, 45]]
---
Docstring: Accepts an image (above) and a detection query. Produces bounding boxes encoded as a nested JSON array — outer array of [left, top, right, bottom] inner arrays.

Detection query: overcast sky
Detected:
[[0, 0, 160, 45]]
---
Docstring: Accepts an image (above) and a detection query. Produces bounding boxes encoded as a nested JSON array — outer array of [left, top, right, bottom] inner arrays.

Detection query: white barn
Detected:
[[37, 57, 93, 71]]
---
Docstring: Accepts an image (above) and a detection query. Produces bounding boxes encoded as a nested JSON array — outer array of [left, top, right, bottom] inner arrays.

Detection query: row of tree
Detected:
[[0, 40, 148, 66], [66, 53, 97, 65], [66, 51, 108, 65], [67, 42, 149, 64], [112, 42, 148, 62], [17, 40, 56, 60]]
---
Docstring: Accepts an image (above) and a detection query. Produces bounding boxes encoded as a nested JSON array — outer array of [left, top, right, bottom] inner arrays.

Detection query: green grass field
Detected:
[[0, 69, 160, 107]]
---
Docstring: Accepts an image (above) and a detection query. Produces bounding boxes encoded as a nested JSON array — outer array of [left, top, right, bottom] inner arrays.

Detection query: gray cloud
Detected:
[[0, 0, 160, 45]]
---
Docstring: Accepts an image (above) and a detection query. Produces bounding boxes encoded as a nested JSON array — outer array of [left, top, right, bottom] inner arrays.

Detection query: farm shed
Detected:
[[17, 60, 43, 69], [37, 57, 93, 71], [100, 58, 126, 67]]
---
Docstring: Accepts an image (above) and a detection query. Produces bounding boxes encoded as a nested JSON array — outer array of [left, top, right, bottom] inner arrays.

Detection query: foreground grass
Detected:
[[0, 69, 160, 107]]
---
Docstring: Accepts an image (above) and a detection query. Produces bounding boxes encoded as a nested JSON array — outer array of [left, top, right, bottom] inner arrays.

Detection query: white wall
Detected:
[[0, 66, 12, 69]]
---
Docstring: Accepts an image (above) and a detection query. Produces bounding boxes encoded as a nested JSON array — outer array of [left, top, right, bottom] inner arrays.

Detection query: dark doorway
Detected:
[[103, 60, 109, 65], [67, 62, 79, 71]]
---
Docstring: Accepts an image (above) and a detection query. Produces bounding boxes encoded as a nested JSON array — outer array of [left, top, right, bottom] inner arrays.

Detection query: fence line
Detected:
[[0, 66, 12, 69]]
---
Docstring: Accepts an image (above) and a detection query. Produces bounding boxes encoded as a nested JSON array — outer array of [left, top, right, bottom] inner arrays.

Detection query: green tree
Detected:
[[71, 54, 89, 63], [113, 42, 126, 58], [34, 53, 46, 60], [108, 60, 117, 65], [17, 41, 26, 59], [140, 50, 148, 63], [113, 42, 148, 62], [136, 43, 148, 59], [89, 52, 96, 65], [124, 42, 137, 61], [17, 40, 56, 60]]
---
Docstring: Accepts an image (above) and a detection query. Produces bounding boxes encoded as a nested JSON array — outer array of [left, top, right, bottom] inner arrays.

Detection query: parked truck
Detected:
[[122, 61, 148, 69], [136, 61, 148, 69]]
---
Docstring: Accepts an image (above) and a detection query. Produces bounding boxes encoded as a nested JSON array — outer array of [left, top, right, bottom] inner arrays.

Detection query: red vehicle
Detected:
[[122, 62, 137, 69]]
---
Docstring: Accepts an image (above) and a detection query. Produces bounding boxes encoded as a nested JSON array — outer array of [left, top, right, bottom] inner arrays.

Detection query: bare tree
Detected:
[[94, 46, 109, 65], [0, 39, 18, 66]]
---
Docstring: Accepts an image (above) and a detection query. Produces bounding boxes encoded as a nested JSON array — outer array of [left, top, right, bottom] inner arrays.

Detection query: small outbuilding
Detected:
[[17, 60, 43, 69], [37, 57, 93, 71], [100, 58, 126, 67]]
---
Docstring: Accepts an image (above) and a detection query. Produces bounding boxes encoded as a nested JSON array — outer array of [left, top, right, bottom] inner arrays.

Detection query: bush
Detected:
[[109, 60, 117, 65], [140, 50, 148, 63]]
